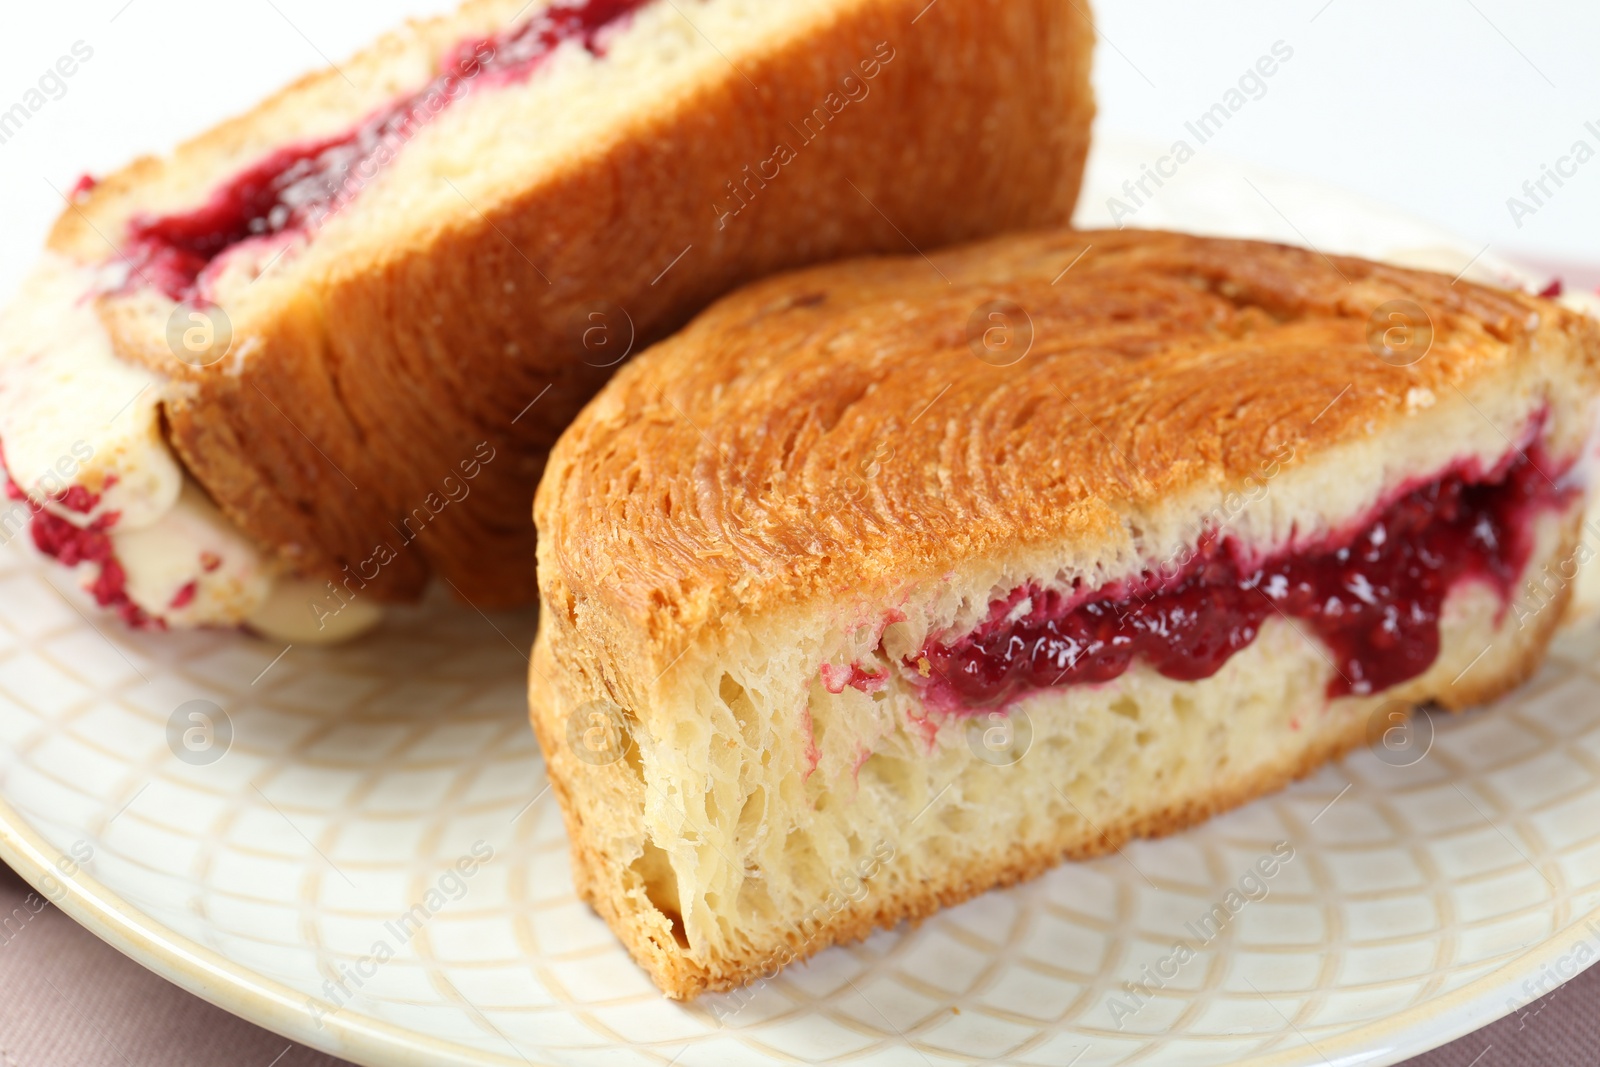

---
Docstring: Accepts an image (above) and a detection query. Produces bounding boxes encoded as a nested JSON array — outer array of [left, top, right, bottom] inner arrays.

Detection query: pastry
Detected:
[[529, 228, 1600, 998], [0, 0, 1094, 638]]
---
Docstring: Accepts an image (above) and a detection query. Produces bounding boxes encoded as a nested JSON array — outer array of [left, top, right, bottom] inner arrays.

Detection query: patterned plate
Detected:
[[0, 137, 1593, 1067]]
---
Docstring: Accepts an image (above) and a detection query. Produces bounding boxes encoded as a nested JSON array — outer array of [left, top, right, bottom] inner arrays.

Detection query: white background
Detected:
[[0, 0, 1596, 299]]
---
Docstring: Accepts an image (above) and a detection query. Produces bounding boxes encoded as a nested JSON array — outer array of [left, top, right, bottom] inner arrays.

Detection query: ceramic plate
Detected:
[[1, 134, 1594, 1067]]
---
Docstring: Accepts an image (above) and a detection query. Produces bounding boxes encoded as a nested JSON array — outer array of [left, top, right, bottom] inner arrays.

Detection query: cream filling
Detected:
[[0, 254, 181, 528], [0, 253, 379, 643]]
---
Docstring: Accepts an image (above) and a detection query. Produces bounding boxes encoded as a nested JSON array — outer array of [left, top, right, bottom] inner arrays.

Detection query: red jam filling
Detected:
[[123, 0, 651, 301], [820, 663, 889, 694], [30, 510, 147, 626], [914, 446, 1575, 710], [0, 443, 150, 628], [25, 499, 153, 629]]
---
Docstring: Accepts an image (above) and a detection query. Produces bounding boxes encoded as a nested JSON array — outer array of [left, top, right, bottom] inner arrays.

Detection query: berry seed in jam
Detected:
[[914, 447, 1573, 710], [122, 0, 651, 302]]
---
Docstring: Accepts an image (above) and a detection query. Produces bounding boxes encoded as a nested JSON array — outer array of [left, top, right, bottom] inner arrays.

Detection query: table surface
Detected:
[[0, 859, 1590, 1067]]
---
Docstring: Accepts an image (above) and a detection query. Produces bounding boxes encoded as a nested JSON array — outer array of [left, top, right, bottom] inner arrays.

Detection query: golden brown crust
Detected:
[[531, 527, 1577, 999], [536, 228, 1600, 650], [54, 0, 1094, 607]]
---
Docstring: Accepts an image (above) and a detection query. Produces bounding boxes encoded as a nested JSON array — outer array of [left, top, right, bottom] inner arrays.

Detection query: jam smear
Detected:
[[0, 446, 152, 628], [820, 663, 889, 694], [123, 0, 651, 301], [916, 447, 1573, 709], [28, 509, 151, 629]]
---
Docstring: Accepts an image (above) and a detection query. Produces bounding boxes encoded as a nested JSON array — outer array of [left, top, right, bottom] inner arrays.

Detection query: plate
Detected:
[[2, 134, 1594, 1067]]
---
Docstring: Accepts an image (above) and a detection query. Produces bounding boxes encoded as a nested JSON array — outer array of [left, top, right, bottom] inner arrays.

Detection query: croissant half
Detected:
[[529, 228, 1600, 998], [0, 0, 1093, 637]]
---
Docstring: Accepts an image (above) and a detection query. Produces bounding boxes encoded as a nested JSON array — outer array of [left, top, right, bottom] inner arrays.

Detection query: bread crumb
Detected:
[[1405, 387, 1436, 411]]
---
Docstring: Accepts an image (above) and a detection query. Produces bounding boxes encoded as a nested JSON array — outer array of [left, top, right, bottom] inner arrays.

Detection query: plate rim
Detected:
[[0, 791, 532, 1067]]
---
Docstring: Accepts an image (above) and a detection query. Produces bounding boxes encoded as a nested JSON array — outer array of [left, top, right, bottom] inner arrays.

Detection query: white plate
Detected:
[[2, 134, 1593, 1067]]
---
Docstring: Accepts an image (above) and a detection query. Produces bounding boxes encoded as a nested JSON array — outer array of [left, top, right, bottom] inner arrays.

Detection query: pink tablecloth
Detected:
[[0, 861, 1586, 1066]]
